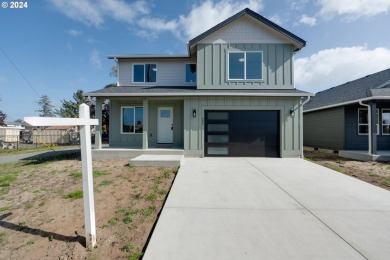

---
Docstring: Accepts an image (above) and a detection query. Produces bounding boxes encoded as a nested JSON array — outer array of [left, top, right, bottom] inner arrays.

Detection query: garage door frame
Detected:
[[201, 106, 283, 158]]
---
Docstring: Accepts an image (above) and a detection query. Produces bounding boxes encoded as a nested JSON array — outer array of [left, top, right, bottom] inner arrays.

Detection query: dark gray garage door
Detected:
[[205, 110, 280, 157]]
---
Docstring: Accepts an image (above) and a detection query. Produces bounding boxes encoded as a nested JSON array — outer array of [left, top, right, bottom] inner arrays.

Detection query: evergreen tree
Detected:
[[36, 95, 55, 117]]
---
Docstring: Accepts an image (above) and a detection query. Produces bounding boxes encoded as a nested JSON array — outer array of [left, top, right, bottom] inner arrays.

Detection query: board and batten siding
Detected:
[[117, 59, 196, 86], [196, 43, 294, 89], [303, 107, 345, 151], [183, 96, 302, 157]]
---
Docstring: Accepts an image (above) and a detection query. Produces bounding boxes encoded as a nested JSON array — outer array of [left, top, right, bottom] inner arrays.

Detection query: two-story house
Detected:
[[87, 8, 312, 158]]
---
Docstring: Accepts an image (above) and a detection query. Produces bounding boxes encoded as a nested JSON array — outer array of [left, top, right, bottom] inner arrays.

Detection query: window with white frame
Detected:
[[382, 109, 390, 135], [358, 108, 379, 135], [228, 51, 263, 80], [133, 64, 157, 83], [122, 107, 143, 134]]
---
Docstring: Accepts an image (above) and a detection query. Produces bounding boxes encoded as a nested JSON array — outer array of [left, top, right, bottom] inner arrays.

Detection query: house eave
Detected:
[[304, 96, 390, 113], [85, 92, 313, 98], [107, 54, 191, 59]]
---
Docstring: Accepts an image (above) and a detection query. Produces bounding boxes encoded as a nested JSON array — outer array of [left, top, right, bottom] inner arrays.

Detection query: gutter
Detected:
[[84, 92, 314, 98], [358, 100, 372, 155], [300, 96, 311, 158], [304, 96, 390, 113]]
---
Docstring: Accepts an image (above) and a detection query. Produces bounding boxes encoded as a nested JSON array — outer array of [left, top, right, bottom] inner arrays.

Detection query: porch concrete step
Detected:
[[129, 154, 184, 167]]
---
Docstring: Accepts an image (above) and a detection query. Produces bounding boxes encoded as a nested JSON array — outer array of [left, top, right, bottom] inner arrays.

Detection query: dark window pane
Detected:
[[208, 124, 229, 132], [133, 65, 144, 82], [208, 147, 228, 155], [208, 112, 228, 120], [135, 107, 143, 133], [145, 64, 157, 82], [123, 107, 134, 133], [229, 53, 244, 79], [383, 125, 390, 134], [359, 110, 368, 124], [359, 125, 368, 134], [208, 135, 229, 143], [186, 64, 197, 83], [246, 52, 262, 79]]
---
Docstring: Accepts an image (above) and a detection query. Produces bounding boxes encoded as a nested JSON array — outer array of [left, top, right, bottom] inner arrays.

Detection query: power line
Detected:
[[0, 47, 40, 97]]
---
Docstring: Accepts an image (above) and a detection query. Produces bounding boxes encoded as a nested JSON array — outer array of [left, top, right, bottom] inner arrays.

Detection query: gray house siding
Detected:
[[345, 103, 390, 150], [109, 99, 143, 148], [197, 43, 294, 89], [183, 96, 302, 157], [118, 59, 196, 86], [109, 98, 184, 148], [303, 107, 345, 151]]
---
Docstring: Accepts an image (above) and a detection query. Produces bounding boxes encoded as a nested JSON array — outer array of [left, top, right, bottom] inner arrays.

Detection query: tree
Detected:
[[0, 110, 6, 126], [0, 96, 6, 126], [36, 95, 55, 117], [56, 90, 94, 118]]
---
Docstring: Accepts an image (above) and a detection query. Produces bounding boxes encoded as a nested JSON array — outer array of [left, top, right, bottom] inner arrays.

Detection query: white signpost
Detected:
[[24, 104, 99, 248]]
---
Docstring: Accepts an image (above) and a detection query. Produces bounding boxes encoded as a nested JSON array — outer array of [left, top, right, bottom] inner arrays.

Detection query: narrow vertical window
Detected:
[[185, 64, 197, 83], [382, 109, 390, 135], [358, 108, 379, 135]]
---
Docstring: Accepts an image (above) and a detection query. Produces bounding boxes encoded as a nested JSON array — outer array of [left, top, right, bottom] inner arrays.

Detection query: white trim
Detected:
[[227, 51, 263, 81], [382, 108, 390, 135], [304, 96, 390, 113], [357, 108, 379, 136], [132, 63, 157, 83], [120, 106, 144, 134]]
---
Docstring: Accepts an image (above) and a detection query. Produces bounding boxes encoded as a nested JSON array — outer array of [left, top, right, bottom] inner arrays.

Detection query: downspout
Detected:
[[359, 100, 371, 154], [300, 96, 311, 158]]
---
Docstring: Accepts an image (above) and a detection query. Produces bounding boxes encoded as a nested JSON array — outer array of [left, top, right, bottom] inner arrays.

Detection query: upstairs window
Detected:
[[358, 108, 379, 135], [133, 64, 157, 83], [185, 64, 196, 83], [228, 52, 262, 80]]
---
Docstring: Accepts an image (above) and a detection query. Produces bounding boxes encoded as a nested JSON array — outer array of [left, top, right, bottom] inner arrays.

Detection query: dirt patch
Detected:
[[304, 148, 390, 191], [0, 154, 177, 259]]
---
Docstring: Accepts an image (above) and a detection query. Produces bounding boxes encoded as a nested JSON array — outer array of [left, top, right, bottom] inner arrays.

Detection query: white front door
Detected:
[[157, 107, 173, 143]]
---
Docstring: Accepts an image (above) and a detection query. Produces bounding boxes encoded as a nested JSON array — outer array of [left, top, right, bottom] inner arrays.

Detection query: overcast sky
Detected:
[[1, 0, 390, 120]]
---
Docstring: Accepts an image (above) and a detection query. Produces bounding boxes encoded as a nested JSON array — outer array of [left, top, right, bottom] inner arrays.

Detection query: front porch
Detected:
[[92, 147, 185, 166]]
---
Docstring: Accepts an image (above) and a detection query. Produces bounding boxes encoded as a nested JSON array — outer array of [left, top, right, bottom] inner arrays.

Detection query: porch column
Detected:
[[94, 98, 103, 149], [143, 98, 148, 149], [370, 101, 377, 155]]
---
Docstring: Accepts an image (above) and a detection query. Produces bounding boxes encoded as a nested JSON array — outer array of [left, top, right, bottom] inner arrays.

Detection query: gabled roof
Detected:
[[304, 68, 390, 112], [188, 8, 306, 52], [107, 8, 306, 59]]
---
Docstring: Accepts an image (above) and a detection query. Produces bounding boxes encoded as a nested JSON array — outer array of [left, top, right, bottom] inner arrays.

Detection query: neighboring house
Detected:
[[87, 8, 312, 158], [303, 68, 390, 160]]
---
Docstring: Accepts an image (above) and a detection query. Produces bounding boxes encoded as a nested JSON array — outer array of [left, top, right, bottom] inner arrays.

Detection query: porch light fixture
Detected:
[[192, 109, 197, 118], [290, 109, 295, 118]]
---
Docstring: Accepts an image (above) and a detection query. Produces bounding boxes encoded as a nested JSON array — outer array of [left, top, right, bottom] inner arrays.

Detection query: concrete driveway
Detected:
[[143, 158, 390, 260]]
